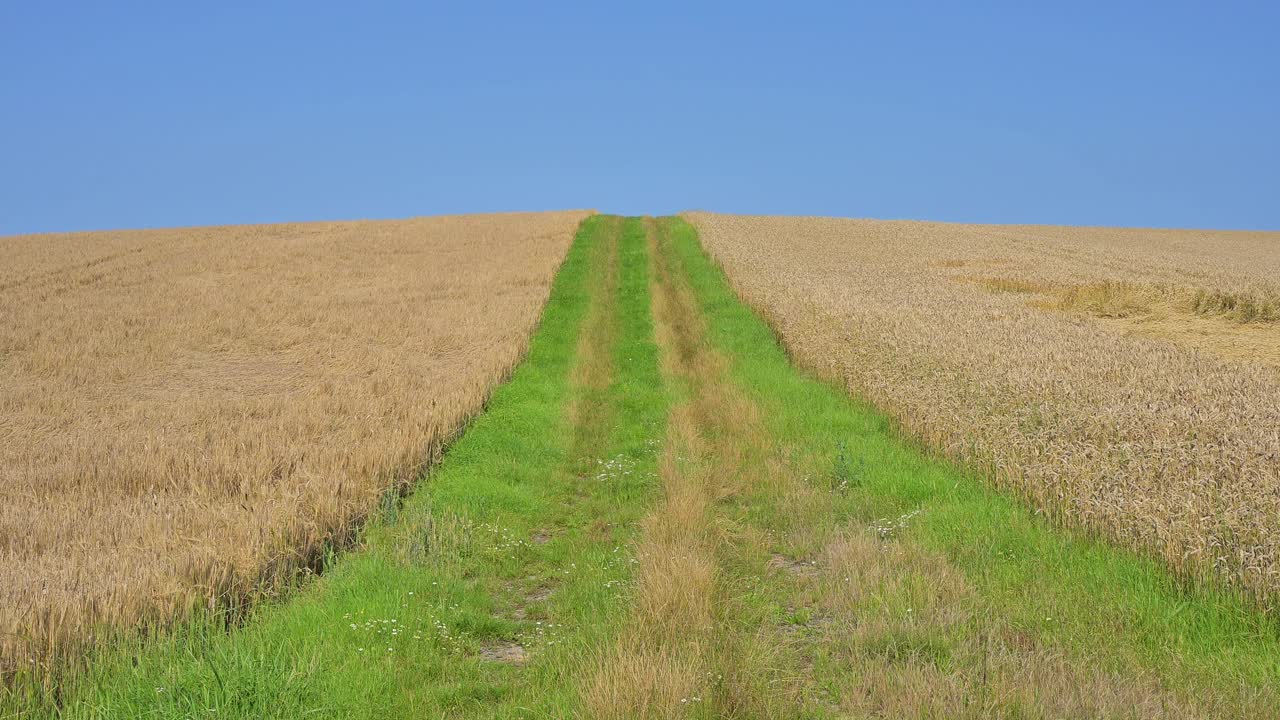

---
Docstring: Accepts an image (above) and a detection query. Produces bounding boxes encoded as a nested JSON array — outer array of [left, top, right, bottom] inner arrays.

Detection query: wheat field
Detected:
[[686, 212, 1280, 607], [0, 211, 587, 676]]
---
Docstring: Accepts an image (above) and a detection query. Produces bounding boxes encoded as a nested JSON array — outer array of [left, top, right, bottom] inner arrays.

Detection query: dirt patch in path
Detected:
[[479, 642, 527, 665], [768, 554, 820, 577]]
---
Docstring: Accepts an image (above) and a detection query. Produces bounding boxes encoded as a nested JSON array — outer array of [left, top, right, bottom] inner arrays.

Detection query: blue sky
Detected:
[[2, 1, 1277, 234]]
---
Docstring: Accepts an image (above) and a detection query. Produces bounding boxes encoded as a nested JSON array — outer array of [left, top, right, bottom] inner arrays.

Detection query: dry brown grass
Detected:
[[584, 222, 720, 718], [685, 212, 1280, 607], [584, 220, 801, 719], [809, 531, 1228, 718], [0, 211, 589, 677]]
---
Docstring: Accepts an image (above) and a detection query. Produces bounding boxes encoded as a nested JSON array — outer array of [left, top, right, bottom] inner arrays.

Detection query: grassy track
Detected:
[[10, 216, 1279, 718]]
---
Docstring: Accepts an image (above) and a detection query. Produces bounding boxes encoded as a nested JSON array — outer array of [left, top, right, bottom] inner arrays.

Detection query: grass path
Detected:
[[11, 215, 1280, 719], [584, 218, 797, 715]]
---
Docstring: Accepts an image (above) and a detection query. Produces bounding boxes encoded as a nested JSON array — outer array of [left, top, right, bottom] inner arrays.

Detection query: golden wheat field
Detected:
[[686, 211, 1280, 606], [0, 211, 588, 673]]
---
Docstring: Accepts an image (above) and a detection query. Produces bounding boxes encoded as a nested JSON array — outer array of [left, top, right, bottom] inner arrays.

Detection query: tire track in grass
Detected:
[[583, 219, 810, 718], [500, 215, 668, 715]]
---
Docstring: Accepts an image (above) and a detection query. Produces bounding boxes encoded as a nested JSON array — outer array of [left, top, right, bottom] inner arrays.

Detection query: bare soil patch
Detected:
[[768, 554, 820, 577], [479, 642, 527, 664]]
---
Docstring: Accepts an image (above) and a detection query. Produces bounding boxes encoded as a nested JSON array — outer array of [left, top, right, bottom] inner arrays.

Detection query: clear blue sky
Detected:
[[3, 1, 1277, 234]]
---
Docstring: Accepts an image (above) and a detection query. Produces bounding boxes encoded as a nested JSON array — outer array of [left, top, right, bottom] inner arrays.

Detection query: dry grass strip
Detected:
[[0, 211, 589, 677], [568, 216, 623, 463], [812, 532, 1219, 718], [584, 221, 718, 718], [685, 211, 1280, 608], [584, 220, 803, 718]]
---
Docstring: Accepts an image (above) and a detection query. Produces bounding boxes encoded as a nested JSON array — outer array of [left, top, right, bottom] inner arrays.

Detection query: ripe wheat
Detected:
[[0, 211, 588, 677], [686, 212, 1280, 607]]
